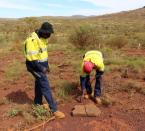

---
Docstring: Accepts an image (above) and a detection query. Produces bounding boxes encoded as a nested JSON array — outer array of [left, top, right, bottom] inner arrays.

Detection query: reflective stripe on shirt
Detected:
[[41, 47, 47, 52], [27, 47, 47, 55], [38, 58, 48, 62], [27, 50, 39, 55]]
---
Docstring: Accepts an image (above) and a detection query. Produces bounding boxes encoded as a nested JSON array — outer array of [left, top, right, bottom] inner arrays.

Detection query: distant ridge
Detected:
[[0, 6, 145, 20], [88, 7, 145, 20]]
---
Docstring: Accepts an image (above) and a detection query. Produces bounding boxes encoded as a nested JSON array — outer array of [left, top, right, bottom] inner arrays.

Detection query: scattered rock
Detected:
[[72, 104, 101, 117], [85, 104, 101, 117], [72, 105, 86, 117]]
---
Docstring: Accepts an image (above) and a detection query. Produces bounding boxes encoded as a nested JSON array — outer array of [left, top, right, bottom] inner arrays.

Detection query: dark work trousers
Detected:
[[80, 71, 103, 97], [31, 72, 57, 112], [85, 75, 92, 94], [94, 71, 103, 97], [26, 61, 57, 112]]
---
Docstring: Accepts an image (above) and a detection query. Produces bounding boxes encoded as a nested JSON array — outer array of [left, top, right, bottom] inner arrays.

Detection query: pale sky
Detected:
[[0, 0, 145, 18]]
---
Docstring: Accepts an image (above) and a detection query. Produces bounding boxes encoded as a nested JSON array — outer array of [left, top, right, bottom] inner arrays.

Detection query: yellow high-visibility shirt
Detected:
[[24, 32, 48, 62], [81, 50, 104, 76]]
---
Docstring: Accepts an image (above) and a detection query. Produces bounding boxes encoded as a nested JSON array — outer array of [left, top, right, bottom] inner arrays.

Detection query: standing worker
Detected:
[[80, 50, 105, 104], [24, 22, 65, 118]]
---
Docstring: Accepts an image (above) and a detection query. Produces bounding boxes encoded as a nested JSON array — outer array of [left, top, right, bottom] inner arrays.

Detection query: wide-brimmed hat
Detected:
[[38, 22, 54, 34]]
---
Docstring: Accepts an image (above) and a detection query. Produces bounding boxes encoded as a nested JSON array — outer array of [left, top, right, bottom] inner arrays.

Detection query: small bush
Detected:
[[32, 105, 51, 120], [106, 36, 128, 49], [57, 81, 76, 100], [69, 25, 100, 49], [8, 108, 21, 117]]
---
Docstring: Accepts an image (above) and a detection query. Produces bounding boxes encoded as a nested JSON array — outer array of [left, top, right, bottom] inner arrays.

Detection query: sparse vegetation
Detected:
[[5, 60, 24, 81], [56, 81, 76, 100], [106, 35, 128, 49], [126, 57, 145, 73], [0, 97, 10, 105], [0, 7, 145, 130], [69, 25, 100, 49], [121, 80, 145, 95], [32, 105, 51, 120], [8, 108, 21, 117], [22, 112, 35, 124]]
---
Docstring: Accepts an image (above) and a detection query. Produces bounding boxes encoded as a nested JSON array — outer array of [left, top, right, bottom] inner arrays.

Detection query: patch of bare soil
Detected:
[[0, 49, 145, 130]]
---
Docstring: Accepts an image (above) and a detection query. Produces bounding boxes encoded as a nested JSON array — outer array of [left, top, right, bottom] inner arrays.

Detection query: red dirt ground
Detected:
[[0, 49, 145, 131]]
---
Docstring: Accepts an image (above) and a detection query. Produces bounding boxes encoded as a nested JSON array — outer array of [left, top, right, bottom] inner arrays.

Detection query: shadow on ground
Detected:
[[6, 89, 33, 104]]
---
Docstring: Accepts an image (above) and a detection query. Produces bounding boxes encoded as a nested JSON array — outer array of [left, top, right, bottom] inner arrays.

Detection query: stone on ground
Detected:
[[72, 105, 86, 117], [72, 104, 101, 117], [85, 104, 101, 117]]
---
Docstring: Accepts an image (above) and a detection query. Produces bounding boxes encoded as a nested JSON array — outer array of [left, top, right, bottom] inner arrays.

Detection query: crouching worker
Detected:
[[23, 22, 65, 119], [80, 50, 105, 104]]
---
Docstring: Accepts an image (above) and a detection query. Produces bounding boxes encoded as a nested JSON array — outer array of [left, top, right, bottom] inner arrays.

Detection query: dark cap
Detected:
[[39, 22, 54, 34]]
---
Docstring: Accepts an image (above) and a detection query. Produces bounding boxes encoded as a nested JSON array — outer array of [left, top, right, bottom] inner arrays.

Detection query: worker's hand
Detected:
[[43, 67, 48, 74]]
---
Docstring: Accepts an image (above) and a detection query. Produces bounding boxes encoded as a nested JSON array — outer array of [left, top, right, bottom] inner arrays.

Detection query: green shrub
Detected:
[[32, 105, 50, 120], [69, 25, 100, 49], [57, 81, 76, 100], [106, 35, 128, 49], [8, 108, 21, 117]]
